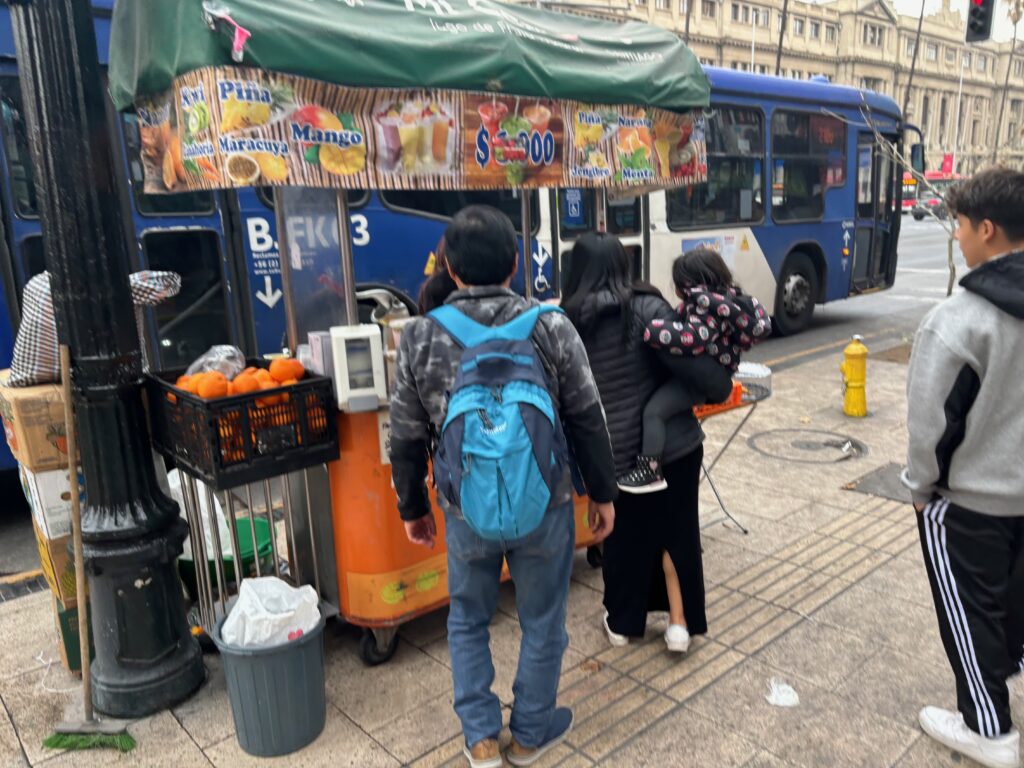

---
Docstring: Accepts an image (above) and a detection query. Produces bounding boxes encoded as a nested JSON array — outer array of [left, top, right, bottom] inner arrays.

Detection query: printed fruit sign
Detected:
[[136, 65, 706, 193]]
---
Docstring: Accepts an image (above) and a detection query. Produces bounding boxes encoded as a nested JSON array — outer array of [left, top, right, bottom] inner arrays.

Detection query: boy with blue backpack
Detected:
[[390, 206, 618, 768]]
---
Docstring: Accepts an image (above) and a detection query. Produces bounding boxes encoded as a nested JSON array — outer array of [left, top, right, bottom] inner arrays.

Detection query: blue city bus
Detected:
[[0, 4, 904, 475]]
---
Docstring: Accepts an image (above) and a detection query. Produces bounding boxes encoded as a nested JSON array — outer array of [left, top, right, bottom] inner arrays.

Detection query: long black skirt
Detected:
[[602, 446, 707, 638]]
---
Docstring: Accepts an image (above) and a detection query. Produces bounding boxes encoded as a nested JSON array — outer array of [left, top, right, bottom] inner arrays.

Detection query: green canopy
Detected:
[[108, 0, 709, 114]]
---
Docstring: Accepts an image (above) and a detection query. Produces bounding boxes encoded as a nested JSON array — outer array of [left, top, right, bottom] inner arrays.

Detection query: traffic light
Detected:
[[965, 0, 994, 42]]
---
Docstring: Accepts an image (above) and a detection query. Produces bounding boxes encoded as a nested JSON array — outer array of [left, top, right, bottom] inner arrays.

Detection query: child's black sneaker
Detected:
[[617, 455, 668, 494]]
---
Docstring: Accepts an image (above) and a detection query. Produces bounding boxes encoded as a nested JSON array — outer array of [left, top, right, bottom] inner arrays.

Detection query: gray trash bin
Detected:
[[213, 611, 327, 757]]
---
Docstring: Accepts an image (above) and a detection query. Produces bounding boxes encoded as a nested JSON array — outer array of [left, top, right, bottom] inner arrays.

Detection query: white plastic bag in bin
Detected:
[[221, 577, 320, 648]]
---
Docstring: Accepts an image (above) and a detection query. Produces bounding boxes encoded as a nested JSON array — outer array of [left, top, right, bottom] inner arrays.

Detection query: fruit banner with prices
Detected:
[[139, 66, 707, 194]]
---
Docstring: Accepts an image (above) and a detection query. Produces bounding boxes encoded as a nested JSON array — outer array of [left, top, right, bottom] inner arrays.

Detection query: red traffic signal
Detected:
[[966, 0, 994, 42]]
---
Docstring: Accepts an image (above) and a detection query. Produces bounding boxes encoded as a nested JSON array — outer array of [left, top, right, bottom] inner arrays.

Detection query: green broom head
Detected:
[[43, 730, 137, 753]]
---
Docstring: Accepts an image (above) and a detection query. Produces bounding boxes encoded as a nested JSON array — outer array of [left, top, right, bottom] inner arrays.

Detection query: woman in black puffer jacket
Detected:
[[562, 232, 729, 651]]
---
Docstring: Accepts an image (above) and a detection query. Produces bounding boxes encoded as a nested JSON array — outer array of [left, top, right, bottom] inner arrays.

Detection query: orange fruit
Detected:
[[254, 368, 274, 385], [231, 373, 260, 395], [197, 371, 229, 399], [175, 375, 192, 389], [270, 358, 305, 383], [256, 379, 283, 407]]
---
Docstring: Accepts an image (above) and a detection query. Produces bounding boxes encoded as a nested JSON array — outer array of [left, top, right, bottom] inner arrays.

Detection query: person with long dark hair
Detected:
[[561, 231, 714, 654], [417, 236, 458, 315]]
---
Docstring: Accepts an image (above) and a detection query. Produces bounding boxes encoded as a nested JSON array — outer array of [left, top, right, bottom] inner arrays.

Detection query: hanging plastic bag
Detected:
[[167, 469, 232, 562], [221, 577, 320, 648], [184, 345, 245, 380]]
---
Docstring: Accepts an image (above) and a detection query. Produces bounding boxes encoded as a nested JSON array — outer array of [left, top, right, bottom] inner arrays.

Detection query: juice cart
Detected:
[[108, 0, 710, 664]]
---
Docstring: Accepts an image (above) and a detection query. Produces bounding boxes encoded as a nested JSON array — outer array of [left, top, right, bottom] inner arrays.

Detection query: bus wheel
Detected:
[[773, 252, 818, 336]]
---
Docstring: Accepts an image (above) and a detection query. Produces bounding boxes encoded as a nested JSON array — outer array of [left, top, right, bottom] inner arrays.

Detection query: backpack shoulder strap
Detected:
[[429, 303, 564, 348], [499, 304, 564, 342]]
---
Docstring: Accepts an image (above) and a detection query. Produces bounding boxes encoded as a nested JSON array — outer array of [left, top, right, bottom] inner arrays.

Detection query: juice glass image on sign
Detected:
[[465, 95, 562, 187], [373, 94, 456, 175]]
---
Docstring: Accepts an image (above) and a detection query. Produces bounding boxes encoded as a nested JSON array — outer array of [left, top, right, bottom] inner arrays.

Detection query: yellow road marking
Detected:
[[0, 569, 43, 586]]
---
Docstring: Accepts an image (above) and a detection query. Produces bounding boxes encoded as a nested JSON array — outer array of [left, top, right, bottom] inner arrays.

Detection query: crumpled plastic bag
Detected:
[[766, 678, 800, 707], [167, 469, 231, 562], [185, 345, 245, 380], [221, 577, 320, 649]]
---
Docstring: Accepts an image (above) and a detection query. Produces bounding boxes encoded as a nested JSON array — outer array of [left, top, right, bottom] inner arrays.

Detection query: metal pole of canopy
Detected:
[[521, 191, 533, 300], [596, 189, 608, 233], [274, 188, 299, 354], [336, 192, 360, 326]]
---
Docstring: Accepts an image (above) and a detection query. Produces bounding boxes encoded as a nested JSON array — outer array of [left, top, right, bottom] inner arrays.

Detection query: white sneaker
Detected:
[[603, 612, 629, 647], [665, 624, 691, 653], [918, 706, 1021, 768]]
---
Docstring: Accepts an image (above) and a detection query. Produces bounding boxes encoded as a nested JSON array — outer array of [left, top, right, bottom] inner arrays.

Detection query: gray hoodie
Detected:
[[902, 249, 1024, 517]]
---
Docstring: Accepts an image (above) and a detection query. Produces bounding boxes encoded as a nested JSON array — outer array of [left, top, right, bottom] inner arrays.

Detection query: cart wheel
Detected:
[[359, 628, 399, 666], [586, 545, 603, 569]]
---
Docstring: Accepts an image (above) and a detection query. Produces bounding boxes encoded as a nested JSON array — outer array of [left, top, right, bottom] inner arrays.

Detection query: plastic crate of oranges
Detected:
[[147, 359, 339, 490]]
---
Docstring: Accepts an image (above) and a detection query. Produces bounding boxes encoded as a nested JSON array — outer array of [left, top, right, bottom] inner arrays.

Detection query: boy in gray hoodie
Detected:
[[903, 167, 1024, 768]]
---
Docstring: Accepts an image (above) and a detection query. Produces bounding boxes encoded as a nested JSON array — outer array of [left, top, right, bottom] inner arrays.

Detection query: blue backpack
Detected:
[[429, 304, 569, 542]]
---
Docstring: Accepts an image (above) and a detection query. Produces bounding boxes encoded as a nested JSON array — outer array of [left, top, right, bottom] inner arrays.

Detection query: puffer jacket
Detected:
[[572, 288, 707, 475]]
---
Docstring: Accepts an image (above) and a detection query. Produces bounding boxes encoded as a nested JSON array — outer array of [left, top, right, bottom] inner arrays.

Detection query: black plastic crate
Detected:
[[146, 365, 339, 490]]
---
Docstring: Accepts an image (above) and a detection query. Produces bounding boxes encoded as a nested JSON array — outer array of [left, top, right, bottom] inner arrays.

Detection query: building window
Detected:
[[863, 23, 884, 47], [771, 110, 847, 223], [972, 119, 979, 145], [922, 95, 930, 129], [668, 106, 765, 229], [860, 77, 884, 92], [760, 9, 770, 27], [635, 0, 647, 7], [945, 47, 956, 65], [825, 24, 837, 42], [906, 38, 915, 58], [976, 54, 987, 72], [757, 63, 769, 74], [793, 16, 805, 35], [939, 95, 949, 143], [702, 0, 715, 17], [732, 1, 740, 19], [656, 0, 669, 10], [810, 20, 821, 38], [1011, 99, 1023, 116], [963, 51, 972, 69], [926, 43, 938, 62], [1015, 60, 1023, 78]]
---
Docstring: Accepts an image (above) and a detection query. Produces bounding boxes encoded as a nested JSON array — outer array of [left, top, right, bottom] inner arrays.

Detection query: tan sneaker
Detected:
[[464, 738, 502, 768], [506, 708, 573, 767]]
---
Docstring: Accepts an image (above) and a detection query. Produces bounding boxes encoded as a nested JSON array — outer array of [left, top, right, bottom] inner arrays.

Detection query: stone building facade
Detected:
[[570, 0, 1023, 173]]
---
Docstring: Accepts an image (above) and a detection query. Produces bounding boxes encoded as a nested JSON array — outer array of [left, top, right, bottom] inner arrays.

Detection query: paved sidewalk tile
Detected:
[[0, 351, 985, 767]]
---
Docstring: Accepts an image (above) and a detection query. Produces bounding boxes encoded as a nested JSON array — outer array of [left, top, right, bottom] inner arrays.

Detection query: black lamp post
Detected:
[[8, 0, 204, 717]]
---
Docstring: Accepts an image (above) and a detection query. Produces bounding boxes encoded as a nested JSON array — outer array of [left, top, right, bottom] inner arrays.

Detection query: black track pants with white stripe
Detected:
[[917, 498, 1024, 738]]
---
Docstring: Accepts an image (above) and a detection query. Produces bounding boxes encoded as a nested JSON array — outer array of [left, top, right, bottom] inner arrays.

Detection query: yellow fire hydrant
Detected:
[[840, 335, 868, 417]]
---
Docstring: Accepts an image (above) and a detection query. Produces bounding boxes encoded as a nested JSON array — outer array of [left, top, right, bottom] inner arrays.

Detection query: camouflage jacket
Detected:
[[389, 286, 617, 522]]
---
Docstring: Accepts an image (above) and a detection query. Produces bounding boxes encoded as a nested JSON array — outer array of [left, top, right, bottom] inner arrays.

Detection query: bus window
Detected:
[[381, 189, 540, 234], [141, 230, 231, 367], [121, 115, 216, 216], [22, 236, 45, 283], [0, 77, 38, 219], [557, 188, 595, 237], [607, 195, 642, 236], [666, 106, 764, 229], [771, 111, 846, 223]]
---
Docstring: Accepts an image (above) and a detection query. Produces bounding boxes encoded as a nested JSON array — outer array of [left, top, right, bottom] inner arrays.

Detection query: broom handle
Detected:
[[60, 345, 91, 722]]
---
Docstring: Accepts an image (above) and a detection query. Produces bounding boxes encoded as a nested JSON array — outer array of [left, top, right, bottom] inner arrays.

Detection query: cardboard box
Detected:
[[20, 465, 81, 540], [52, 595, 92, 673], [32, 517, 84, 606], [0, 371, 71, 471]]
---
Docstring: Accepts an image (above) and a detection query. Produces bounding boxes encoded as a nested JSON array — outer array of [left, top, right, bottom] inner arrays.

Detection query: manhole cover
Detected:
[[747, 429, 868, 464]]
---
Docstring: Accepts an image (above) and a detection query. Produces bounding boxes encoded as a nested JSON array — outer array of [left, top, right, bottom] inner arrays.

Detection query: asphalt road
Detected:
[[747, 216, 962, 372]]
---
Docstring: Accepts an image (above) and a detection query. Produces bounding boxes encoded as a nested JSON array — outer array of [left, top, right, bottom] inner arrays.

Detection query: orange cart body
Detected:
[[328, 412, 596, 628]]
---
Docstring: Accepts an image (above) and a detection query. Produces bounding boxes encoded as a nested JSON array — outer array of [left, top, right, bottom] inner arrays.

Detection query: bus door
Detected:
[[117, 113, 245, 369], [553, 188, 646, 292], [851, 133, 899, 292]]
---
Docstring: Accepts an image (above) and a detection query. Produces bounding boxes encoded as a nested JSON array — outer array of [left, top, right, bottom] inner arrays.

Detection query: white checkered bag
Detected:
[[8, 270, 181, 387]]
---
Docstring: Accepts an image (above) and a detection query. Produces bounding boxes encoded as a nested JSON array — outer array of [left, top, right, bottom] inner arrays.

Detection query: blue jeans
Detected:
[[445, 502, 575, 748]]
